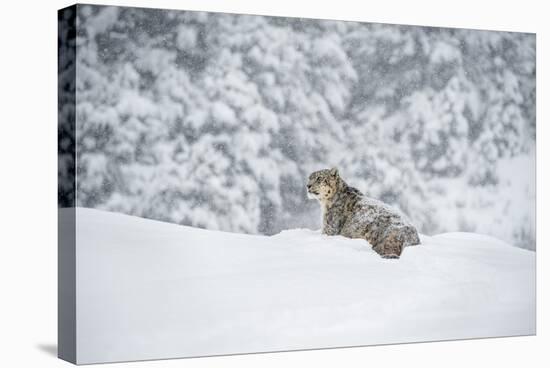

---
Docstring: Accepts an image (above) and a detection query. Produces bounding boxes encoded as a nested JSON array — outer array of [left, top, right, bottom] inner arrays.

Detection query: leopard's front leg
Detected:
[[322, 206, 343, 235]]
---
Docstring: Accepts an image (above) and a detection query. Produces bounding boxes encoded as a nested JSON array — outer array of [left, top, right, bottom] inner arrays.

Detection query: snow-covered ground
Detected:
[[65, 208, 535, 364]]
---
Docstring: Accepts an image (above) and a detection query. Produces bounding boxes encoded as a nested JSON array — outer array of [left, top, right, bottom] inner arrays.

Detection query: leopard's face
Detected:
[[306, 168, 339, 202]]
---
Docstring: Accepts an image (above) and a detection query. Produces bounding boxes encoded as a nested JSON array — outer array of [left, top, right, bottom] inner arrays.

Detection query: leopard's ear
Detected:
[[330, 167, 339, 177]]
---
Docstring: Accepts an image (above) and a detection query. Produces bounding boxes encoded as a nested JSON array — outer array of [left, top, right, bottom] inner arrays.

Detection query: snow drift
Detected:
[[65, 208, 535, 364]]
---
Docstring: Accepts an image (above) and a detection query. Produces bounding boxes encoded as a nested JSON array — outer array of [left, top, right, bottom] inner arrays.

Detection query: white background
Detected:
[[0, 0, 547, 367]]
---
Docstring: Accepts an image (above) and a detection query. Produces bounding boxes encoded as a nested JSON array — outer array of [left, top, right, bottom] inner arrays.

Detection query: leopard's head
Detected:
[[306, 168, 340, 202]]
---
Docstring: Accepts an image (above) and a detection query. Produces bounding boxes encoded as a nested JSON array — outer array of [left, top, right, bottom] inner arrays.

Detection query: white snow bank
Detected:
[[64, 208, 535, 364]]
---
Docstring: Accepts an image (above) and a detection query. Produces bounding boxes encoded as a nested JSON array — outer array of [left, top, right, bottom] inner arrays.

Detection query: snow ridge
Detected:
[[66, 208, 535, 364]]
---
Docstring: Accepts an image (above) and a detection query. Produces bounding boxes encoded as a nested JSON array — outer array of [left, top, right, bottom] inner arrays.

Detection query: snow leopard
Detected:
[[306, 168, 420, 258]]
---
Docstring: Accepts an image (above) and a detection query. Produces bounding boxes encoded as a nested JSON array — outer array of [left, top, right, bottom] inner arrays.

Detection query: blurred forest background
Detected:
[[60, 5, 536, 249]]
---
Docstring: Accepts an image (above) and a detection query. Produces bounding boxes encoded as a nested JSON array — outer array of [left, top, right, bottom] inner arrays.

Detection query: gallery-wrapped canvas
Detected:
[[58, 3, 536, 364]]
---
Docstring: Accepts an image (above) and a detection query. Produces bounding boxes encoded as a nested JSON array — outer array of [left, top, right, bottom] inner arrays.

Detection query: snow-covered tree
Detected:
[[58, 6, 77, 207], [72, 5, 535, 249]]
